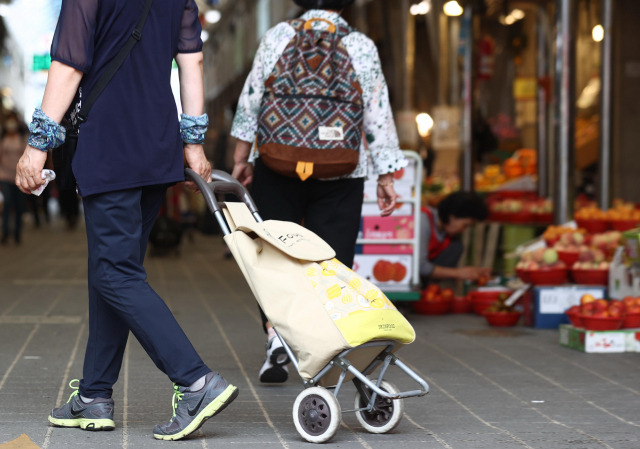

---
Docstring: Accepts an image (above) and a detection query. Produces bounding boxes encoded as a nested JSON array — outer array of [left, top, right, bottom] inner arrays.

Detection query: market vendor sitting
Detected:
[[420, 191, 491, 284]]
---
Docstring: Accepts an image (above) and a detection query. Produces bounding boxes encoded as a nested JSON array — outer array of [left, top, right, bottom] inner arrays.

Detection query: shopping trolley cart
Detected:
[[186, 168, 429, 443]]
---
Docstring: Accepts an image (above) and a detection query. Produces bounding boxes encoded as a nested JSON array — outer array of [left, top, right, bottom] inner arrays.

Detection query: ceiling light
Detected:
[[443, 1, 463, 17], [592, 24, 604, 42]]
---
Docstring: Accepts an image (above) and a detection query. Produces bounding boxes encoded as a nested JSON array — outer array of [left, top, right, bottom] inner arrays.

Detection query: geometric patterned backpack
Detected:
[[257, 18, 364, 181]]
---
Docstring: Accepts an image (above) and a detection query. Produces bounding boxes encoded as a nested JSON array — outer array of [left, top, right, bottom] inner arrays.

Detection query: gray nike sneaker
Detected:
[[48, 379, 115, 431], [153, 371, 238, 441]]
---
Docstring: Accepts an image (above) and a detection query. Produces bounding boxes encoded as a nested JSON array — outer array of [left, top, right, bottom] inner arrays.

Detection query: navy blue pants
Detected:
[[79, 185, 209, 398]]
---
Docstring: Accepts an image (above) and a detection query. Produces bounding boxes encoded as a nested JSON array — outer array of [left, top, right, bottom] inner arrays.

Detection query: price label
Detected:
[[538, 287, 605, 314]]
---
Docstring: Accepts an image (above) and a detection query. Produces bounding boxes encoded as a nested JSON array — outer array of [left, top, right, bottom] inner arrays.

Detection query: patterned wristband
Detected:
[[27, 108, 66, 151], [180, 113, 209, 145]]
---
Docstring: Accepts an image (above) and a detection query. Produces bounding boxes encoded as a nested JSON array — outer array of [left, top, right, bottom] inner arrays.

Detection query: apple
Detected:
[[422, 290, 437, 301], [593, 299, 608, 312], [441, 288, 455, 300], [573, 232, 585, 245], [426, 284, 440, 294], [581, 302, 595, 315], [622, 296, 636, 308], [580, 293, 596, 305], [608, 300, 624, 317], [592, 249, 606, 263], [542, 249, 559, 264], [567, 305, 581, 315]]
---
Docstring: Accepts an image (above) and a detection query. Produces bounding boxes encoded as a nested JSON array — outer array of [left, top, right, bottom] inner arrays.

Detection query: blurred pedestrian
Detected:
[[15, 0, 237, 441], [231, 0, 407, 384], [0, 112, 28, 244]]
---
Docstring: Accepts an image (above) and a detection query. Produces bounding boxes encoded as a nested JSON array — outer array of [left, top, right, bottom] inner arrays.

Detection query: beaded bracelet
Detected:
[[27, 108, 66, 152], [377, 180, 394, 187], [179, 113, 209, 145]]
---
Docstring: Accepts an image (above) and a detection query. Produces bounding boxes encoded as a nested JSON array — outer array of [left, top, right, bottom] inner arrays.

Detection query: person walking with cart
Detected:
[[15, 0, 238, 441], [231, 0, 407, 384]]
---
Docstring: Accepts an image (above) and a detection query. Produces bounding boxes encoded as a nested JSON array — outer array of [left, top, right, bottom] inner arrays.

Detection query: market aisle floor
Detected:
[[0, 219, 639, 449]]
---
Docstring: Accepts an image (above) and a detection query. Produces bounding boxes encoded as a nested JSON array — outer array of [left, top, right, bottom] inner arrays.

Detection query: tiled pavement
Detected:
[[0, 218, 639, 449]]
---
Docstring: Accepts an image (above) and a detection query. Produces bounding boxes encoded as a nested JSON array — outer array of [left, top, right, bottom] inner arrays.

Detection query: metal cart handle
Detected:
[[184, 168, 257, 213], [184, 168, 261, 235]]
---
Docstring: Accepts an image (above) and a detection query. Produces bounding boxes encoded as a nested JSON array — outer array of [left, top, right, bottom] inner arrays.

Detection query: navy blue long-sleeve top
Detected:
[[50, 0, 202, 196]]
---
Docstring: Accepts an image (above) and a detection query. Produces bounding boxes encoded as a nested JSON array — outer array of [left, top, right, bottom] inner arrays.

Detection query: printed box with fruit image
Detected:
[[559, 324, 640, 353], [352, 254, 412, 287]]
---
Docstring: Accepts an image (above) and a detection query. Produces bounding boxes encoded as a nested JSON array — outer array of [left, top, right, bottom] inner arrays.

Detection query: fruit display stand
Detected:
[[353, 151, 423, 302], [521, 285, 607, 328]]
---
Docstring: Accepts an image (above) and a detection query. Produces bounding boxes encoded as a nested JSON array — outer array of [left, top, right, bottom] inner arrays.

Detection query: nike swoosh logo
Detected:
[[187, 394, 207, 417], [70, 400, 85, 416]]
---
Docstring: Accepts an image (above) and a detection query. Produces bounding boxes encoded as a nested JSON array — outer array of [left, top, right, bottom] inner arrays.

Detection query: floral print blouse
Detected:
[[230, 9, 407, 179]]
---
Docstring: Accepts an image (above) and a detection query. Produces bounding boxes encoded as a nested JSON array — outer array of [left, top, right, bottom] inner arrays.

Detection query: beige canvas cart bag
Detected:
[[222, 202, 415, 380]]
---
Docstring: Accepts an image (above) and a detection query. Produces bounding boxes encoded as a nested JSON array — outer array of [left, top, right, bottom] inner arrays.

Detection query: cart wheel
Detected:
[[354, 379, 404, 434], [293, 386, 341, 443]]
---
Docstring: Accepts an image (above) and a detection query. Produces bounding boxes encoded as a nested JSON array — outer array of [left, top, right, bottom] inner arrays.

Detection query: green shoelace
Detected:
[[171, 383, 185, 418], [65, 379, 80, 402]]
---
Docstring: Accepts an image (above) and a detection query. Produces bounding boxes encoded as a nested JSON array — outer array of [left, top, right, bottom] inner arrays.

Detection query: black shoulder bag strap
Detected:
[[77, 0, 154, 123]]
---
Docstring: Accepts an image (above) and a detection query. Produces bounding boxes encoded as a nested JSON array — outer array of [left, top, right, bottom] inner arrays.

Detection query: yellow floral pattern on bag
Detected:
[[305, 258, 415, 345], [307, 259, 394, 319]]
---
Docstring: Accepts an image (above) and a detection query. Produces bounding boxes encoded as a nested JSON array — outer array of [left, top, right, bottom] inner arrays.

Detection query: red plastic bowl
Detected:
[[532, 212, 554, 224], [484, 311, 522, 327], [525, 267, 568, 286], [557, 250, 580, 266], [579, 315, 623, 331], [450, 297, 473, 314], [566, 311, 583, 327], [622, 312, 640, 329], [469, 290, 512, 315], [413, 299, 451, 315], [515, 267, 531, 283], [570, 268, 609, 285], [609, 219, 640, 232], [575, 218, 610, 233]]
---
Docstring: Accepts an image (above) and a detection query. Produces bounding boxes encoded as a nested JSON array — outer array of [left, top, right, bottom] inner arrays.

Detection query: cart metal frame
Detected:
[[185, 168, 429, 443]]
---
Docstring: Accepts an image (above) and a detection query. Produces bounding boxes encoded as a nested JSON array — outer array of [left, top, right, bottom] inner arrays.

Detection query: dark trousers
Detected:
[[79, 185, 209, 398], [251, 159, 365, 331], [1, 181, 25, 239]]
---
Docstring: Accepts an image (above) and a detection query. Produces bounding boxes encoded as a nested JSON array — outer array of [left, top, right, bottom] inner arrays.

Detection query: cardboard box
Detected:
[[362, 216, 414, 241], [559, 324, 640, 353], [352, 254, 412, 287], [523, 286, 607, 328]]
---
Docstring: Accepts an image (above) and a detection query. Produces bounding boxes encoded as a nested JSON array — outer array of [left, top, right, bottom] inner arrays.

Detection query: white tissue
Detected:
[[31, 169, 56, 196]]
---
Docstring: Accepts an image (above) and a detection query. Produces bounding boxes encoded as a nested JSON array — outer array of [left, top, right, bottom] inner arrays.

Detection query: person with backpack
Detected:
[[15, 0, 237, 440], [230, 0, 407, 383]]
